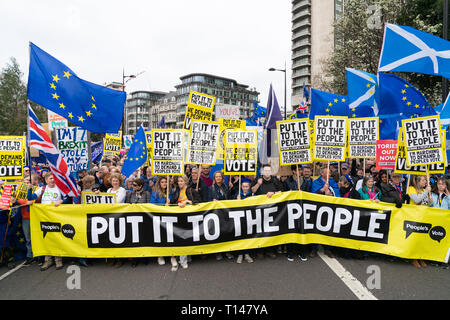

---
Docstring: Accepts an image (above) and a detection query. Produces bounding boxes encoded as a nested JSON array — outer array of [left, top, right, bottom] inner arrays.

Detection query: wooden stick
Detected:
[[238, 175, 241, 198], [166, 175, 170, 201], [327, 161, 330, 182], [196, 170, 200, 192], [296, 164, 300, 191]]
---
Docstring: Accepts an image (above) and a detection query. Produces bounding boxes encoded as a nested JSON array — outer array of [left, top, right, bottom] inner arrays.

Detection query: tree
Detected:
[[0, 57, 47, 135], [321, 0, 446, 106]]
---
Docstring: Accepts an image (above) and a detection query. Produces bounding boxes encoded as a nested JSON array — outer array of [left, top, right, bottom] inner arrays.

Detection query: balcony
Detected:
[[292, 8, 311, 22]]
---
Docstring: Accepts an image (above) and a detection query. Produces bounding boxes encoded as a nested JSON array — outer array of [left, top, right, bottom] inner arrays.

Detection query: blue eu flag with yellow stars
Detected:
[[309, 88, 349, 120], [27, 42, 126, 133], [121, 125, 147, 178], [378, 72, 436, 119]]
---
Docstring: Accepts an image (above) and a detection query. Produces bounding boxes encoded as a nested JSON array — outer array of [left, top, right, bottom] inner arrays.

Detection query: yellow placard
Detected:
[[224, 129, 258, 175], [183, 91, 215, 131], [402, 115, 443, 167], [81, 192, 117, 204], [103, 131, 122, 157], [0, 136, 26, 180], [151, 129, 185, 176], [186, 120, 220, 166], [313, 116, 348, 162], [347, 117, 379, 159], [276, 118, 312, 166]]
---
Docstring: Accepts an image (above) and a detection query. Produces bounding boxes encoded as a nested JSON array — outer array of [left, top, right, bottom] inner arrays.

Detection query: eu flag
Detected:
[[27, 42, 126, 133], [378, 72, 436, 118], [121, 125, 147, 178], [309, 88, 349, 120]]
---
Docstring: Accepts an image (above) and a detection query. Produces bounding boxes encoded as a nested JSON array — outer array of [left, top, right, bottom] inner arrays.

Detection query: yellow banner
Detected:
[[30, 191, 450, 262]]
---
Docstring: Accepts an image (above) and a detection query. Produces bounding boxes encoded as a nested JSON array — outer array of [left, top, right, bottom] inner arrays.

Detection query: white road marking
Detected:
[[318, 251, 378, 300], [0, 262, 25, 281]]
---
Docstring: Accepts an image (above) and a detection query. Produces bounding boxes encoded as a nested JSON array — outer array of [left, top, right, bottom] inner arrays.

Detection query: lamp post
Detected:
[[269, 62, 287, 120]]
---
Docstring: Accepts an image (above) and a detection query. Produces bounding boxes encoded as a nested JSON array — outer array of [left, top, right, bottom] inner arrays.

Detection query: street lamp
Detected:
[[121, 69, 145, 135], [268, 63, 287, 120]]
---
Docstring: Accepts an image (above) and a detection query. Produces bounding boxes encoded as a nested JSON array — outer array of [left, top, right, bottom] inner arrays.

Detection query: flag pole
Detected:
[[296, 164, 300, 190]]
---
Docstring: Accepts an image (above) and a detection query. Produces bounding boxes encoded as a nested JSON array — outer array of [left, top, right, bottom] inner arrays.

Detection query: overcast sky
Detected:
[[0, 0, 293, 111]]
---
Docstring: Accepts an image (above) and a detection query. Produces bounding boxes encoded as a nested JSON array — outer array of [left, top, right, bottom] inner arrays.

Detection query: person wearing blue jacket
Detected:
[[430, 177, 450, 210], [234, 179, 254, 264], [311, 167, 340, 197]]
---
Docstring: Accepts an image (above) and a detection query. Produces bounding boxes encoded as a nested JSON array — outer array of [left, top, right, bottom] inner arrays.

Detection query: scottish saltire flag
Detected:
[[309, 88, 349, 119], [377, 72, 436, 118], [27, 42, 126, 133], [121, 125, 147, 178], [28, 105, 80, 197], [303, 81, 310, 102], [157, 116, 166, 129], [259, 84, 283, 163], [346, 68, 377, 118], [437, 93, 450, 126], [379, 23, 450, 79]]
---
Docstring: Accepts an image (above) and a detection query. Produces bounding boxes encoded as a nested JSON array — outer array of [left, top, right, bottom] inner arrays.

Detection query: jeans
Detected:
[[22, 219, 33, 259]]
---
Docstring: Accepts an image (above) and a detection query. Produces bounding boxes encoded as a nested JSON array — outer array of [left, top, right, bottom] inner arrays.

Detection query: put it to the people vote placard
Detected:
[[151, 129, 184, 176], [0, 136, 26, 180], [183, 91, 215, 131], [313, 116, 348, 162], [276, 119, 312, 165], [402, 115, 443, 167], [224, 129, 258, 175], [186, 120, 220, 165], [347, 117, 379, 159]]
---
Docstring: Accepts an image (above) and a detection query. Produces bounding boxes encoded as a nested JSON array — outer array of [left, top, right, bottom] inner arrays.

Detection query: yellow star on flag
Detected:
[[78, 116, 85, 123], [334, 99, 338, 103], [50, 83, 56, 90], [91, 103, 97, 110], [68, 112, 74, 119], [63, 71, 72, 79], [86, 110, 92, 117], [52, 74, 60, 83], [52, 93, 59, 100], [59, 103, 66, 109]]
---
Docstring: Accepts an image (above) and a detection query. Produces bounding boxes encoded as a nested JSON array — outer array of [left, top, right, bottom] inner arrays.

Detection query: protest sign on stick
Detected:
[[402, 115, 443, 166], [151, 129, 184, 176], [186, 120, 220, 166], [56, 127, 89, 172], [313, 116, 348, 162], [224, 129, 258, 175], [0, 136, 26, 180], [348, 117, 379, 159], [103, 131, 122, 158], [276, 119, 312, 166], [183, 91, 215, 131]]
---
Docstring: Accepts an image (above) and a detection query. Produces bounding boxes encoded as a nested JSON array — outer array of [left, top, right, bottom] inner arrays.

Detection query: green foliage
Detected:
[[321, 0, 447, 106], [0, 57, 47, 135]]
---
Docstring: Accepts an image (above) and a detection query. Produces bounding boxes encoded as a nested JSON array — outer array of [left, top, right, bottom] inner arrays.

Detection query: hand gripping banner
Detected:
[[30, 191, 450, 262]]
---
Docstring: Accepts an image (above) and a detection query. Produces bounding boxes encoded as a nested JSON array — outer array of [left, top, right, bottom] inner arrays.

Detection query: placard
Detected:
[[0, 136, 26, 180], [187, 120, 220, 165], [276, 119, 311, 165], [215, 104, 240, 119], [216, 119, 246, 161], [151, 129, 184, 175], [402, 116, 443, 166], [224, 129, 257, 175], [395, 130, 446, 175], [48, 110, 68, 131], [103, 131, 122, 157], [56, 127, 89, 172], [82, 192, 116, 204], [0, 185, 13, 210], [183, 91, 215, 131], [313, 116, 348, 162], [348, 117, 379, 158], [376, 140, 398, 171]]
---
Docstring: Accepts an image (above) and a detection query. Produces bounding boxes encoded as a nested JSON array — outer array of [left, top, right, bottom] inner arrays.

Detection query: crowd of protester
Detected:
[[1, 154, 450, 271]]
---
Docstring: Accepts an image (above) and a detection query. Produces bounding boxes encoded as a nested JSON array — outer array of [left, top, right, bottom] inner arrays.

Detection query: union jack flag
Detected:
[[296, 100, 308, 112], [28, 104, 81, 197]]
